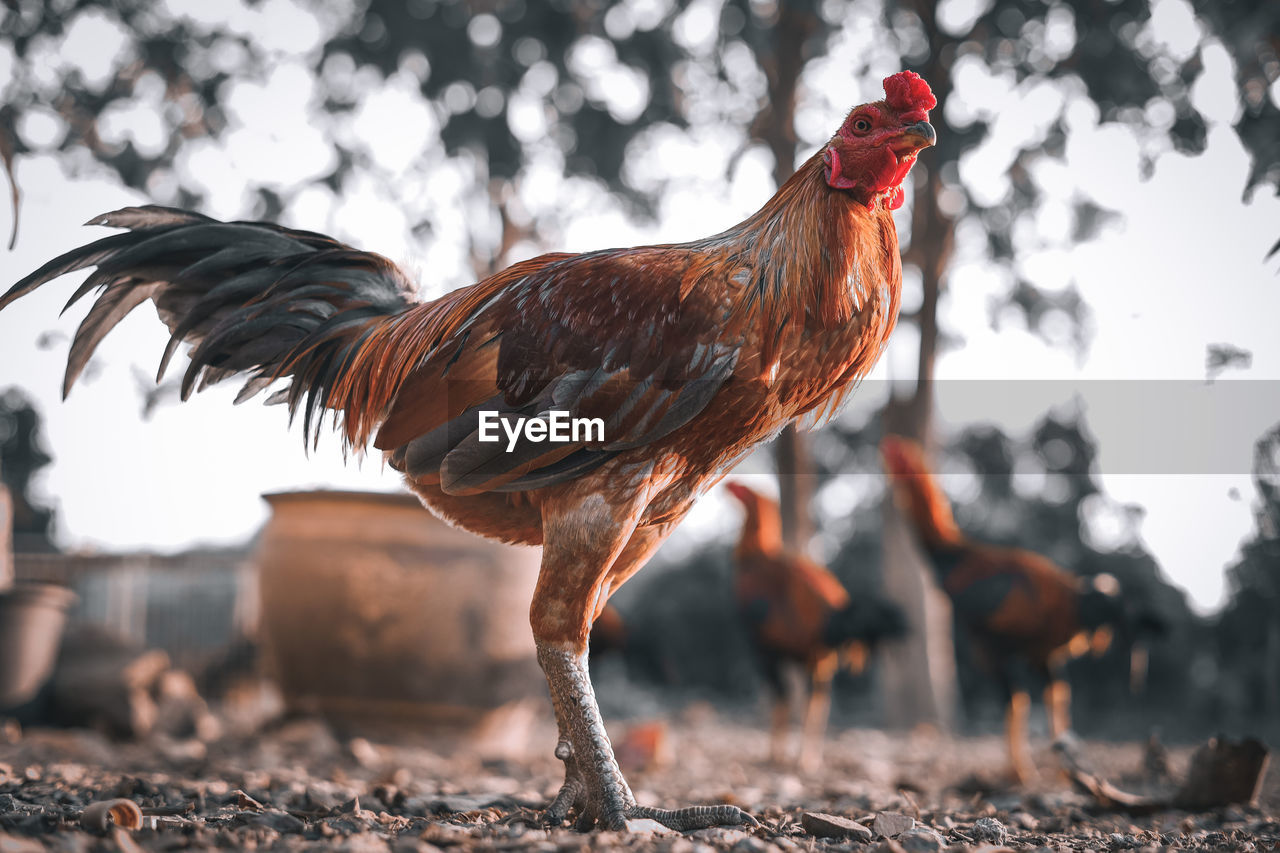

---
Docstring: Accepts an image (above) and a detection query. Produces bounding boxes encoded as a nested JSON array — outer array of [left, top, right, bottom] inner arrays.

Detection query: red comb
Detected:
[[883, 71, 936, 114]]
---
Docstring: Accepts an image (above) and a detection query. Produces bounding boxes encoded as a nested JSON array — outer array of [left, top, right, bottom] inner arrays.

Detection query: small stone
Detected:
[[873, 811, 916, 838], [234, 790, 264, 811], [898, 828, 945, 852], [419, 823, 471, 845], [689, 828, 751, 845], [972, 817, 1008, 845], [623, 818, 677, 835], [348, 737, 380, 768], [801, 812, 874, 842]]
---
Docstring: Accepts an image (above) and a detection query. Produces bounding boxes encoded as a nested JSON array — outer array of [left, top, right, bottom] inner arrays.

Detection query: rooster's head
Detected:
[[823, 71, 936, 211]]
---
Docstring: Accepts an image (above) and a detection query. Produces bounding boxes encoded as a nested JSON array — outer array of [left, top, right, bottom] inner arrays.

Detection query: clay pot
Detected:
[[254, 490, 543, 727], [0, 582, 76, 715]]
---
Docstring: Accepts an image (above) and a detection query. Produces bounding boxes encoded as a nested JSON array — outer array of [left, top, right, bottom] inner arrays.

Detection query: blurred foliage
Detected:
[[1215, 422, 1280, 724], [1189, 0, 1280, 193], [1, 0, 1273, 302], [1205, 342, 1253, 379], [884, 0, 1277, 363], [0, 388, 57, 553]]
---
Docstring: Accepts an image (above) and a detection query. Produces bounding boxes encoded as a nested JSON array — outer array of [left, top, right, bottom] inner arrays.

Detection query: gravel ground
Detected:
[[1, 696, 1276, 852]]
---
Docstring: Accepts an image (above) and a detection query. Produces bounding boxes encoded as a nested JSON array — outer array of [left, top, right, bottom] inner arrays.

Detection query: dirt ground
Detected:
[[0, 689, 1276, 853]]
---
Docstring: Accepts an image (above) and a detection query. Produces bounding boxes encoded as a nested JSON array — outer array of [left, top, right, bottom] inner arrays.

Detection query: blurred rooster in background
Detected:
[[589, 603, 629, 663], [2, 72, 937, 830], [726, 482, 905, 770], [881, 435, 1143, 784]]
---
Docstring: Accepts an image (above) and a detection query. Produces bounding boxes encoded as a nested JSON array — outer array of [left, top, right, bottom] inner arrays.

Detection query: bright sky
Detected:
[[1, 0, 1277, 614]]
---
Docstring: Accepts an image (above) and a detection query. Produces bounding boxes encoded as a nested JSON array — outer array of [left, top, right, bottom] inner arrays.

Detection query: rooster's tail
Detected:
[[821, 592, 907, 650], [1, 206, 422, 450]]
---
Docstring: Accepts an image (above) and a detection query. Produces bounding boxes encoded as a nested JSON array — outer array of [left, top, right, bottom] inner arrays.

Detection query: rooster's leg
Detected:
[[1004, 689, 1034, 784], [797, 651, 838, 772], [754, 650, 790, 765], [535, 493, 757, 831], [538, 645, 756, 830], [1044, 679, 1071, 739]]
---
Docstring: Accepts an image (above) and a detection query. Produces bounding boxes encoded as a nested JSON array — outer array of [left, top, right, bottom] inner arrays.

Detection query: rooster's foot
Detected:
[[542, 739, 756, 832]]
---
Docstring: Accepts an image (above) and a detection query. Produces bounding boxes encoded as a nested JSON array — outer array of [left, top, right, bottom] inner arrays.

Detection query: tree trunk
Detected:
[[878, 499, 956, 729], [880, 286, 957, 730], [760, 2, 817, 554], [774, 427, 813, 552], [0, 461, 12, 587], [877, 3, 961, 725]]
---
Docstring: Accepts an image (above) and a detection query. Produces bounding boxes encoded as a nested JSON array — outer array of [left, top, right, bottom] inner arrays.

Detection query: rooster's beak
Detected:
[[896, 120, 936, 153]]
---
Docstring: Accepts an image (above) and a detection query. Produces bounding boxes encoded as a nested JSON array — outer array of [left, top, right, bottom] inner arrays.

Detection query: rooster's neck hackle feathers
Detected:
[[713, 155, 893, 373], [727, 484, 784, 557], [881, 436, 964, 550]]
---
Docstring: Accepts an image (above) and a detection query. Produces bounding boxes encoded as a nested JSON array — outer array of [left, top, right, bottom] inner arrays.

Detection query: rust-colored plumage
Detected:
[[726, 482, 904, 770], [2, 71, 937, 830], [880, 435, 1123, 784]]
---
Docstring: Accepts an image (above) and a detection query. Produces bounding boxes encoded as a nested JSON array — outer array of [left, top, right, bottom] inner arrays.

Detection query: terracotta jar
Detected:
[[255, 490, 543, 727]]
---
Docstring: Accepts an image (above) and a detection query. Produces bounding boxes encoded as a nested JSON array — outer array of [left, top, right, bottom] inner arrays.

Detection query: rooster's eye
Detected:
[[852, 118, 871, 134]]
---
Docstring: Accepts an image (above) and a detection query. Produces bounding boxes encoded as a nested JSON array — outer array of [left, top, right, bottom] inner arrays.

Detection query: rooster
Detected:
[[725, 482, 904, 770], [589, 603, 628, 663], [2, 71, 936, 830], [880, 435, 1129, 784]]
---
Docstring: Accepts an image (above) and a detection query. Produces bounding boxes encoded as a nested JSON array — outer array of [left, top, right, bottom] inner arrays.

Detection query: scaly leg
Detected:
[[539, 644, 754, 830], [535, 483, 756, 831], [754, 649, 791, 765]]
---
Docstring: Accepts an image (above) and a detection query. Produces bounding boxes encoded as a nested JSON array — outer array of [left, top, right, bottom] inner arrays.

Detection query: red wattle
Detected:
[[824, 147, 856, 190]]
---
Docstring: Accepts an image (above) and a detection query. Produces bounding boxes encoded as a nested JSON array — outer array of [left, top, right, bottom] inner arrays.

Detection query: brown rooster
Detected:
[[880, 435, 1126, 784], [725, 482, 904, 770], [589, 603, 628, 662], [1, 71, 936, 830]]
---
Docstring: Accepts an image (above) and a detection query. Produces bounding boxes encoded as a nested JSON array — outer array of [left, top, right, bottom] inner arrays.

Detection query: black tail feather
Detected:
[[1, 205, 419, 449], [821, 593, 909, 649]]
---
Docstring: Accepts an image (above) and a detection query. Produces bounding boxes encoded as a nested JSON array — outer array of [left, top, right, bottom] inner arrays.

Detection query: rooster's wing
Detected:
[[377, 246, 744, 495]]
